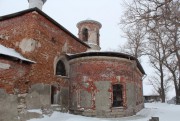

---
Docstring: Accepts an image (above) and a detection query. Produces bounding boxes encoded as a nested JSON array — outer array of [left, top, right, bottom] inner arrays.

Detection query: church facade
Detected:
[[0, 1, 145, 120]]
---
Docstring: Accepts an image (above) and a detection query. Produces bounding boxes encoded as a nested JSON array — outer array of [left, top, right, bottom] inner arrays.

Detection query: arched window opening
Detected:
[[82, 28, 88, 41], [112, 84, 123, 107], [56, 60, 66, 76]]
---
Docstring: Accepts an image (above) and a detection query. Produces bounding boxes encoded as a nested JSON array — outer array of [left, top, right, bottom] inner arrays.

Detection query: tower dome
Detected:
[[77, 20, 102, 51], [28, 0, 47, 10]]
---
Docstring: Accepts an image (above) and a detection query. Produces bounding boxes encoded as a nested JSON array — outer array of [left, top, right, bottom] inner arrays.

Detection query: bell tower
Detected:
[[28, 0, 47, 10], [77, 20, 102, 51]]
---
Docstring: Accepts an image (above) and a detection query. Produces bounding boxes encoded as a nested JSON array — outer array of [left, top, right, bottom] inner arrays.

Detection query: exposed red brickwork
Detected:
[[77, 20, 101, 47], [77, 21, 101, 44], [0, 10, 88, 94], [0, 9, 144, 117], [69, 57, 143, 111], [0, 57, 31, 93], [70, 58, 133, 83]]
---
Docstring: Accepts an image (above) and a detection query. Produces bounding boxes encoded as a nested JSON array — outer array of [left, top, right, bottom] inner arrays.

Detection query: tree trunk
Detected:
[[177, 69, 180, 104], [175, 48, 180, 104], [160, 64, 165, 102], [172, 72, 179, 104]]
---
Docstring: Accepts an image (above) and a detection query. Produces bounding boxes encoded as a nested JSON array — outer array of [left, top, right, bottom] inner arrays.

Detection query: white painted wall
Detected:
[[28, 0, 44, 10]]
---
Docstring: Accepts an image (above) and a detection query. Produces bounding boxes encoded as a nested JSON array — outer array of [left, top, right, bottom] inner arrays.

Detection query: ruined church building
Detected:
[[0, 0, 145, 120]]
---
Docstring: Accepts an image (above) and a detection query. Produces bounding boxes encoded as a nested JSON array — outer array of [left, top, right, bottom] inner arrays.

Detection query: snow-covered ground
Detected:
[[28, 103, 180, 121]]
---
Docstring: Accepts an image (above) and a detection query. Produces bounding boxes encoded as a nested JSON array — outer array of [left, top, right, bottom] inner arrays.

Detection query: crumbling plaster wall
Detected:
[[69, 56, 144, 117], [0, 89, 18, 121], [78, 22, 101, 45], [0, 10, 88, 116], [26, 83, 51, 109], [0, 11, 87, 92], [0, 57, 31, 94]]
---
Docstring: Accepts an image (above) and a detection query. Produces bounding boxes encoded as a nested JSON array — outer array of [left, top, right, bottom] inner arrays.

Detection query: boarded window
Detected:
[[82, 28, 88, 41], [56, 60, 66, 76], [112, 84, 123, 107]]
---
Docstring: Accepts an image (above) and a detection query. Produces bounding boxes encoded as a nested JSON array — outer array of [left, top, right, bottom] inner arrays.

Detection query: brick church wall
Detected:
[[0, 10, 88, 94], [69, 56, 144, 117], [0, 56, 31, 94], [0, 9, 144, 119], [0, 10, 89, 116]]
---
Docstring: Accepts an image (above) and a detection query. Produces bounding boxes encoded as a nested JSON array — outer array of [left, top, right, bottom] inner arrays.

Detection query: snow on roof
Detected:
[[0, 44, 35, 63]]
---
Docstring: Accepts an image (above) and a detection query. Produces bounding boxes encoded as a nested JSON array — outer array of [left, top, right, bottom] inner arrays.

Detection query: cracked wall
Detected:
[[0, 10, 88, 119], [0, 11, 88, 93], [0, 10, 88, 90], [69, 56, 144, 117]]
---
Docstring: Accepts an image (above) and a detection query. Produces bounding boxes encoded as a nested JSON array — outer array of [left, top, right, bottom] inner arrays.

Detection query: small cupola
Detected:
[[28, 0, 47, 10], [77, 20, 102, 51]]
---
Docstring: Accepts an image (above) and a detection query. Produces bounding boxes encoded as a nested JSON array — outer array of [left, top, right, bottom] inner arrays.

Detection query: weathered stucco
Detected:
[[0, 9, 88, 120], [69, 56, 144, 117], [0, 56, 31, 94], [26, 83, 51, 109], [0, 9, 88, 93], [0, 89, 18, 121], [77, 20, 102, 51], [0, 8, 144, 120]]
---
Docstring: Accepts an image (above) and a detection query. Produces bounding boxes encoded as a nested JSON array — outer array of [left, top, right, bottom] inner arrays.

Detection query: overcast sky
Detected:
[[0, 0, 175, 98], [0, 0, 126, 51]]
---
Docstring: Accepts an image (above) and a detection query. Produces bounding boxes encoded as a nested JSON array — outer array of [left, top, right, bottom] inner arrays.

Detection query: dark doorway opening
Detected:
[[112, 84, 123, 107], [51, 85, 58, 104]]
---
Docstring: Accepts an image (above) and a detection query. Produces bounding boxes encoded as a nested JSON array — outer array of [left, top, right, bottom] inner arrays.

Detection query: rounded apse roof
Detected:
[[77, 20, 102, 29], [66, 51, 145, 75]]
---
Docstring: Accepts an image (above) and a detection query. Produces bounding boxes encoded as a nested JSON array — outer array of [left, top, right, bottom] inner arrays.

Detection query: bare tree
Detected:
[[120, 0, 180, 103], [119, 23, 146, 60], [162, 0, 180, 104], [148, 75, 172, 99], [163, 53, 179, 101], [147, 26, 168, 102]]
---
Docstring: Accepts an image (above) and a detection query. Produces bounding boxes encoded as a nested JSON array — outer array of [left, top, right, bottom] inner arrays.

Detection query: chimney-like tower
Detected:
[[28, 0, 47, 10], [77, 20, 102, 51]]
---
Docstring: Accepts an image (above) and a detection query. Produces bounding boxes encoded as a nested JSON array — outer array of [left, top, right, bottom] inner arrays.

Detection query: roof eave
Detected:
[[66, 52, 145, 75], [0, 7, 91, 49]]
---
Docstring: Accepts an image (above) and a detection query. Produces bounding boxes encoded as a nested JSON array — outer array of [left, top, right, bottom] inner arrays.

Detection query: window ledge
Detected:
[[111, 106, 124, 109], [56, 75, 69, 79]]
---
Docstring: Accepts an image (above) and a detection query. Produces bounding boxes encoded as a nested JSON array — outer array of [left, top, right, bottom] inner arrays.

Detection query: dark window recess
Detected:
[[112, 84, 123, 107], [51, 85, 57, 104], [56, 60, 66, 76], [82, 28, 88, 41]]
